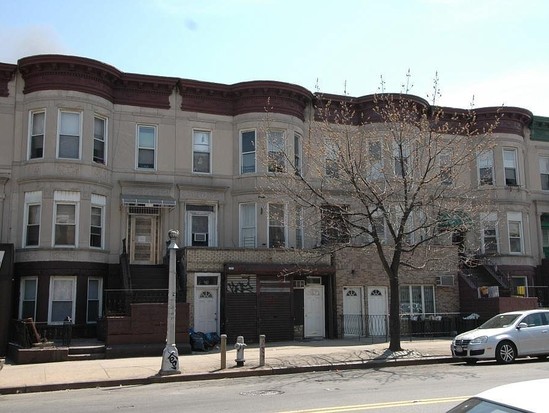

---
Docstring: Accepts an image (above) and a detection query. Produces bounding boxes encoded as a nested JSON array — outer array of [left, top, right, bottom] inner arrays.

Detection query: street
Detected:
[[2, 359, 549, 412]]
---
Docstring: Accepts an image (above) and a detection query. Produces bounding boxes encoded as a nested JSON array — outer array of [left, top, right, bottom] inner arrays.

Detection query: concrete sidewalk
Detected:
[[0, 338, 454, 395]]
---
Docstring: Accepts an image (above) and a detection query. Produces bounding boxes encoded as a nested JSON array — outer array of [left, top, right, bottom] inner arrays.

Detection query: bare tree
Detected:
[[261, 77, 499, 351]]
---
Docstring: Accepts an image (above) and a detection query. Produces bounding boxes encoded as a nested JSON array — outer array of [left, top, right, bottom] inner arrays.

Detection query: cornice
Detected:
[[178, 79, 313, 121], [18, 55, 177, 109], [0, 63, 17, 97]]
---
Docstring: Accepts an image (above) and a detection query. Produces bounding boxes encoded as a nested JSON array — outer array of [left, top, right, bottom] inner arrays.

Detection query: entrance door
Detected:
[[130, 215, 157, 264], [194, 274, 220, 333], [343, 287, 364, 337], [367, 287, 388, 336], [304, 285, 325, 338]]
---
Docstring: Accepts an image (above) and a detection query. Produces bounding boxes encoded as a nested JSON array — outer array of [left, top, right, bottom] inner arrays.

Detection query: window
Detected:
[[239, 203, 256, 247], [480, 212, 498, 254], [186, 204, 216, 246], [294, 133, 302, 176], [321, 205, 350, 245], [29, 110, 45, 159], [540, 156, 549, 190], [58, 111, 81, 159], [267, 130, 285, 172], [193, 130, 211, 173], [90, 194, 106, 248], [24, 191, 41, 247], [19, 277, 38, 320], [295, 205, 304, 249], [394, 142, 409, 178], [439, 152, 452, 184], [503, 149, 518, 186], [93, 116, 107, 164], [240, 130, 256, 174], [369, 140, 383, 179], [268, 203, 286, 247], [507, 212, 523, 254], [53, 191, 80, 247], [325, 139, 339, 177], [371, 214, 386, 243], [87, 277, 102, 323], [136, 124, 156, 169], [477, 150, 494, 185], [48, 276, 76, 324], [400, 285, 435, 315]]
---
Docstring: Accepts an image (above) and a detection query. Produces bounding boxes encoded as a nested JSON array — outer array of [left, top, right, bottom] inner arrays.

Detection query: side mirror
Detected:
[[517, 322, 528, 329]]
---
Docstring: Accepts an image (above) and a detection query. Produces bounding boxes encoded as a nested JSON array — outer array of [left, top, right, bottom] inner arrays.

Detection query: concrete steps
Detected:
[[68, 344, 106, 361]]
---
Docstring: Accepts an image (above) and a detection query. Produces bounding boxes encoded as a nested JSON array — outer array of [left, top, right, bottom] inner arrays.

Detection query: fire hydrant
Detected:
[[234, 335, 247, 367]]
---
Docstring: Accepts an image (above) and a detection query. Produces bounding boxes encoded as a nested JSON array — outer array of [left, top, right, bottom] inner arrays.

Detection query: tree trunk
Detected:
[[388, 273, 402, 351]]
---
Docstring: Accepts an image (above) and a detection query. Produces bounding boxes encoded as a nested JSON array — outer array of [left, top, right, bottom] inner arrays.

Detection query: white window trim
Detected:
[[240, 129, 256, 174], [267, 130, 286, 173], [87, 277, 103, 324], [539, 156, 549, 191], [400, 285, 436, 316], [90, 194, 106, 249], [477, 150, 494, 186], [53, 191, 80, 247], [480, 212, 499, 254], [93, 114, 108, 165], [294, 132, 302, 176], [19, 276, 38, 320], [23, 191, 42, 248], [48, 276, 77, 325], [185, 205, 217, 247], [135, 124, 157, 170], [503, 148, 519, 186], [295, 205, 304, 249], [192, 129, 212, 174], [239, 203, 257, 247], [268, 203, 287, 248], [28, 109, 45, 160], [507, 211, 524, 254], [57, 110, 82, 160]]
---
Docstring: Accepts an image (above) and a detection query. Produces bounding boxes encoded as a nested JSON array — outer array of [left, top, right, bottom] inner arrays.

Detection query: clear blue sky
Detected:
[[2, 0, 548, 115]]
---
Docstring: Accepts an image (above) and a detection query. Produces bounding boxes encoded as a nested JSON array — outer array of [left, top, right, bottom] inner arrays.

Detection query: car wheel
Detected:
[[465, 358, 477, 365], [495, 341, 516, 364]]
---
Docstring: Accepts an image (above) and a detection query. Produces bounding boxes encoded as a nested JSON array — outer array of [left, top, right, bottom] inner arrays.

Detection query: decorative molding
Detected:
[[0, 63, 17, 97]]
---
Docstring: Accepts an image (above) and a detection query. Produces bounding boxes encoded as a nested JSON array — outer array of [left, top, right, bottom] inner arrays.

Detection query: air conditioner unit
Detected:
[[193, 233, 207, 242], [436, 275, 454, 286]]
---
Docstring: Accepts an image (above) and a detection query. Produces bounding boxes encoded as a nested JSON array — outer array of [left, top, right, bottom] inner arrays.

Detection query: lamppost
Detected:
[[159, 229, 180, 375]]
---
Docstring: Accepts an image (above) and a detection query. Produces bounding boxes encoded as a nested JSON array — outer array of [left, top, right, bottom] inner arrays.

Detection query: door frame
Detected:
[[128, 210, 161, 265], [304, 284, 325, 338], [367, 286, 388, 336], [342, 286, 365, 337], [193, 273, 220, 334]]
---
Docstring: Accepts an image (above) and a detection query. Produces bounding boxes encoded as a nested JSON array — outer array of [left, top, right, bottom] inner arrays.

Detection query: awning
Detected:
[[438, 210, 473, 231], [121, 194, 176, 209]]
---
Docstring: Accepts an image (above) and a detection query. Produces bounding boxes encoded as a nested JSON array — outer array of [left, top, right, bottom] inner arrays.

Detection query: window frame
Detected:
[[539, 156, 549, 191], [393, 142, 410, 178], [185, 204, 217, 247], [57, 110, 82, 160], [325, 139, 339, 178], [503, 148, 519, 186], [136, 124, 157, 170], [93, 115, 107, 165], [439, 151, 452, 185], [192, 129, 212, 174], [480, 212, 499, 254], [90, 194, 106, 249], [28, 109, 45, 160], [19, 276, 38, 320], [268, 203, 287, 248], [267, 130, 286, 173], [48, 276, 77, 325], [295, 205, 304, 249], [294, 132, 302, 176], [240, 129, 256, 174], [507, 211, 524, 254], [399, 285, 435, 316], [477, 150, 494, 186], [239, 203, 257, 247], [23, 191, 42, 248], [369, 140, 384, 180], [87, 277, 103, 324], [53, 191, 80, 247], [321, 205, 350, 245]]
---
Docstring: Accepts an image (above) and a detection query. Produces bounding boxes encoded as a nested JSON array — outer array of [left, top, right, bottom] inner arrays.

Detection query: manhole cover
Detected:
[[240, 390, 285, 396]]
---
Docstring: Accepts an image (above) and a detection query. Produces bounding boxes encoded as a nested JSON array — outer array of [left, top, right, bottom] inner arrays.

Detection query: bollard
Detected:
[[234, 335, 247, 367], [220, 334, 227, 370], [259, 334, 266, 367]]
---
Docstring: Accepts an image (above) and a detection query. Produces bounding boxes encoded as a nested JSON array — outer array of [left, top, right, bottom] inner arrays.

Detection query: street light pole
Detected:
[[159, 229, 181, 375]]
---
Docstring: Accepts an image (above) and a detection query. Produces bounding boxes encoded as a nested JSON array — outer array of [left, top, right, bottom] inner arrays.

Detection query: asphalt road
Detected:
[[3, 359, 549, 412]]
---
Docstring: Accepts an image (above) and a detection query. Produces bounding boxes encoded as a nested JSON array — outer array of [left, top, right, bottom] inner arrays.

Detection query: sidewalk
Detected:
[[0, 337, 454, 395]]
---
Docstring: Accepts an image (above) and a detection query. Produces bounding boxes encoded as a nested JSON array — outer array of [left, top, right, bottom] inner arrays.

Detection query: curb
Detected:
[[0, 356, 454, 395]]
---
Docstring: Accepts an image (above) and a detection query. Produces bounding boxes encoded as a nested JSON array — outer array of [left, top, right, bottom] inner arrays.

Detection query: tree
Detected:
[[262, 77, 500, 351]]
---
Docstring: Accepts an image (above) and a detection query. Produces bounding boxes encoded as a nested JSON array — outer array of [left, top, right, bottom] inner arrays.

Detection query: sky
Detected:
[[1, 0, 548, 116]]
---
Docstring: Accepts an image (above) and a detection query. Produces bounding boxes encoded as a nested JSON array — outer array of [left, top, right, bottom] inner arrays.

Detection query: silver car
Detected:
[[451, 309, 549, 364]]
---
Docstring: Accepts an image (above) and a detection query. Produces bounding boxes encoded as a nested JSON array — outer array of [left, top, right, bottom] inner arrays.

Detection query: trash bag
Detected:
[[203, 332, 221, 348], [190, 331, 206, 351]]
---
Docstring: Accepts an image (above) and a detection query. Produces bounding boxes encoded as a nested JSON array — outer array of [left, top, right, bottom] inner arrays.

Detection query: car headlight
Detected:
[[470, 336, 488, 344]]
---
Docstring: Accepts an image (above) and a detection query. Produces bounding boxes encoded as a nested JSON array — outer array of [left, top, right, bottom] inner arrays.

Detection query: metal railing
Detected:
[[104, 289, 179, 316], [10, 319, 73, 348]]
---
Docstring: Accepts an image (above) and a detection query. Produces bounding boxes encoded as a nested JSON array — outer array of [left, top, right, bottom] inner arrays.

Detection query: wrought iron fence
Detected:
[[341, 313, 486, 341], [10, 319, 72, 348], [104, 289, 176, 316]]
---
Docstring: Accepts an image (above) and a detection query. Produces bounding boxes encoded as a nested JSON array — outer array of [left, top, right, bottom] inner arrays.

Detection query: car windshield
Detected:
[[479, 314, 520, 329], [447, 397, 526, 412]]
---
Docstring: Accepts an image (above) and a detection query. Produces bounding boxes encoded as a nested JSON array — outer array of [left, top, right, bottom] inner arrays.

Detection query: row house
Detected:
[[0, 55, 546, 357]]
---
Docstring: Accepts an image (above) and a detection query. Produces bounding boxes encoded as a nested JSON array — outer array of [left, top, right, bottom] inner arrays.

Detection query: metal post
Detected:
[[159, 230, 181, 375], [259, 334, 266, 366], [220, 334, 227, 369]]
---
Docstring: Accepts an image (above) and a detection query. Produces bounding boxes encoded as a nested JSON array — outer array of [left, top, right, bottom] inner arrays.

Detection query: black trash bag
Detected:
[[203, 332, 221, 348], [190, 331, 206, 351]]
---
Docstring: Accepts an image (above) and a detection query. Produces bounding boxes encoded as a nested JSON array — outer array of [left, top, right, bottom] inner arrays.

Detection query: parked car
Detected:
[[451, 309, 549, 364], [447, 378, 549, 412]]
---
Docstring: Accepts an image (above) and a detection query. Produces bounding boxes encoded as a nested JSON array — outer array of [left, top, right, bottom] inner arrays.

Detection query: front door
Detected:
[[194, 274, 220, 334], [130, 215, 157, 264], [343, 287, 364, 337], [304, 285, 325, 338], [367, 287, 388, 336]]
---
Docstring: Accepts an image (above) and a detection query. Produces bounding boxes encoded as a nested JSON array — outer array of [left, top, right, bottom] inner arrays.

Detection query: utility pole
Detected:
[[159, 229, 180, 375]]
